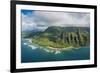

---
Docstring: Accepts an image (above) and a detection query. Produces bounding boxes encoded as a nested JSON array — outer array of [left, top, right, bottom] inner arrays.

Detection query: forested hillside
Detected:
[[31, 26, 90, 49]]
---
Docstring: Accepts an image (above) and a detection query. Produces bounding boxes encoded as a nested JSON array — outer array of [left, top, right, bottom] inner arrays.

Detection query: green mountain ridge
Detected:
[[31, 26, 90, 49]]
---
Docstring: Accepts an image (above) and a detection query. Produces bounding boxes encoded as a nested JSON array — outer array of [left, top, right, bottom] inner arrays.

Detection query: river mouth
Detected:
[[21, 38, 90, 63]]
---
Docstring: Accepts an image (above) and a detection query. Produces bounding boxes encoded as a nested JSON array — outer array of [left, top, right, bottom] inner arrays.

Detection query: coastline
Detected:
[[23, 38, 89, 54]]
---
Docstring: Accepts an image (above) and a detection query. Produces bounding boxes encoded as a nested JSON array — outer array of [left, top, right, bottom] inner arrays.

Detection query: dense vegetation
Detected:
[[30, 26, 90, 49]]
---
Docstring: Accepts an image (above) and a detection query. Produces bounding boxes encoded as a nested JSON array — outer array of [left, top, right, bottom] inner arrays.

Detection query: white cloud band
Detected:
[[22, 10, 90, 31]]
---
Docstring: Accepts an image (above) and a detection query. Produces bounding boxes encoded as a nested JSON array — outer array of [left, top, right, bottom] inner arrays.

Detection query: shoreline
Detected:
[[23, 38, 89, 54]]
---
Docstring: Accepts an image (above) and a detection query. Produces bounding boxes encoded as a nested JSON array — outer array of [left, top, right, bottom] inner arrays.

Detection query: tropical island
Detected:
[[22, 26, 90, 53]]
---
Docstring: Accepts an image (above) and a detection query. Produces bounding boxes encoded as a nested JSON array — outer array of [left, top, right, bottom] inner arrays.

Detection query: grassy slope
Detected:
[[24, 26, 90, 49]]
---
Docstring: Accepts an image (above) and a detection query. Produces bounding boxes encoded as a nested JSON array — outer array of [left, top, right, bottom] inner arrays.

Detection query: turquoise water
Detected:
[[21, 39, 90, 63]]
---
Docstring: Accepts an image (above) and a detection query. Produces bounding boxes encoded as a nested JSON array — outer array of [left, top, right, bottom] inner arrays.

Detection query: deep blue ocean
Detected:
[[21, 39, 90, 63]]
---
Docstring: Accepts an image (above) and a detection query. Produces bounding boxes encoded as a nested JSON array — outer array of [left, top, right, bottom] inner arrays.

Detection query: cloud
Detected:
[[22, 10, 90, 31], [22, 13, 37, 31], [34, 11, 90, 27]]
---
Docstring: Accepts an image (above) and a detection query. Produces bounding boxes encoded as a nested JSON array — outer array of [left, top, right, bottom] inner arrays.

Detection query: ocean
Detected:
[[21, 39, 90, 63]]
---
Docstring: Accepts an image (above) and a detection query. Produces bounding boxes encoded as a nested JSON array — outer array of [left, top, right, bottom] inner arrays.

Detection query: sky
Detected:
[[21, 9, 90, 31]]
